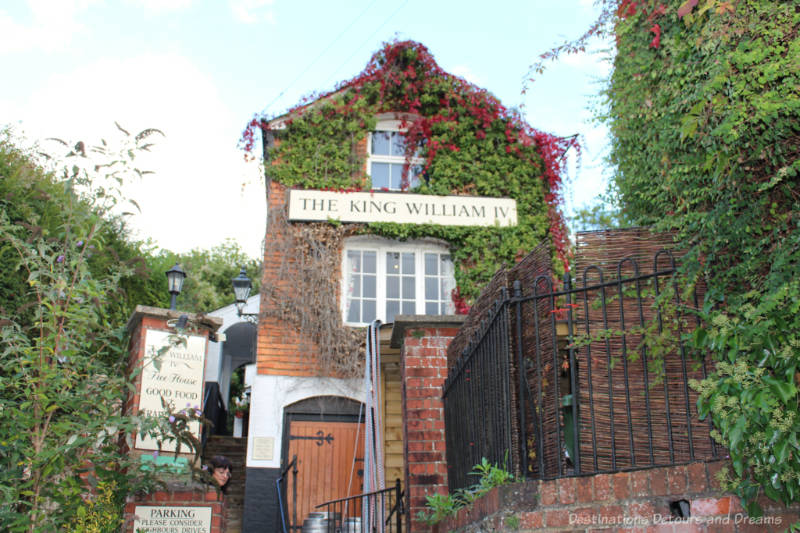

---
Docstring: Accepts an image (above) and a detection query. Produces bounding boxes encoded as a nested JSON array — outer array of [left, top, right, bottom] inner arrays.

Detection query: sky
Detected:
[[0, 0, 613, 260]]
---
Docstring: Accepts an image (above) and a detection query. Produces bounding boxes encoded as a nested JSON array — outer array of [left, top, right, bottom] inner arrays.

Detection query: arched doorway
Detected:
[[280, 396, 365, 529], [220, 321, 257, 410]]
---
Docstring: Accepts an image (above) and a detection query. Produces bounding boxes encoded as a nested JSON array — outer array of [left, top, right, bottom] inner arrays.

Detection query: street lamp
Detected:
[[231, 266, 257, 320], [165, 263, 187, 310]]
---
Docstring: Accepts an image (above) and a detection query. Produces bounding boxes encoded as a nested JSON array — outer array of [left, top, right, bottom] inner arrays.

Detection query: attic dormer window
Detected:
[[368, 119, 422, 190]]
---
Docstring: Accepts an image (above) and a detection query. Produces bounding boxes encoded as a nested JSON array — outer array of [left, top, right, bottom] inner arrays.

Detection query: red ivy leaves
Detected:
[[451, 287, 471, 315], [241, 40, 574, 270], [650, 23, 662, 48], [677, 0, 699, 18], [618, 0, 638, 18]]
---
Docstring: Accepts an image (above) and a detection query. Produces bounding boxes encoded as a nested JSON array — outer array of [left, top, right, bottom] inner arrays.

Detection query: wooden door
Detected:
[[286, 419, 364, 528]]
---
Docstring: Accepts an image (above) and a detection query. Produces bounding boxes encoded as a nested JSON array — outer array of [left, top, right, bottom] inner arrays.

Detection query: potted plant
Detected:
[[232, 395, 249, 418], [232, 394, 249, 438]]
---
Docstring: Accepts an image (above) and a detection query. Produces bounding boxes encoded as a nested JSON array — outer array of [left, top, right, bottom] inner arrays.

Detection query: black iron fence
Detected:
[[443, 251, 719, 491], [277, 454, 298, 533], [314, 480, 404, 533], [443, 292, 514, 491]]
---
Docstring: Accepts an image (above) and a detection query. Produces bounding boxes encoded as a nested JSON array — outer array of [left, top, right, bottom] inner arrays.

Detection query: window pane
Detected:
[[441, 255, 453, 276], [363, 251, 376, 273], [402, 276, 415, 299], [386, 301, 399, 323], [387, 276, 399, 299], [401, 253, 415, 274], [390, 132, 405, 157], [348, 250, 360, 272], [387, 252, 400, 273], [426, 302, 438, 315], [441, 278, 453, 300], [363, 300, 376, 322], [372, 131, 391, 155], [386, 163, 403, 190], [402, 301, 415, 315], [363, 275, 376, 298], [347, 300, 360, 323], [425, 277, 438, 300], [371, 162, 390, 189], [408, 164, 422, 189], [351, 274, 360, 298], [424, 253, 437, 275]]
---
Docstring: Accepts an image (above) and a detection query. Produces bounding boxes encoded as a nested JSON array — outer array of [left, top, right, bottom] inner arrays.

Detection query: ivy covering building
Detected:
[[235, 41, 575, 530]]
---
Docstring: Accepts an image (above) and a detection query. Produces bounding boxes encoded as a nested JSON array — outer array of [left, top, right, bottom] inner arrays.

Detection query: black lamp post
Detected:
[[166, 263, 187, 310], [231, 266, 253, 317]]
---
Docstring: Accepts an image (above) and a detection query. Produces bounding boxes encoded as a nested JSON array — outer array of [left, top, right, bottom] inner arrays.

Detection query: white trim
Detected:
[[246, 374, 364, 468], [340, 237, 454, 326], [367, 119, 423, 191]]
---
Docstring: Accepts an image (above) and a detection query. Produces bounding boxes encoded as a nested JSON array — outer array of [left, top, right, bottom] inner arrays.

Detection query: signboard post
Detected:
[[136, 329, 207, 451]]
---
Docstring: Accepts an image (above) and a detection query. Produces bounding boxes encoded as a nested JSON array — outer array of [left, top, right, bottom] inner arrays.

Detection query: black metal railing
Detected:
[[277, 454, 298, 533], [314, 479, 404, 533], [201, 382, 227, 450], [443, 251, 718, 491], [443, 292, 514, 492]]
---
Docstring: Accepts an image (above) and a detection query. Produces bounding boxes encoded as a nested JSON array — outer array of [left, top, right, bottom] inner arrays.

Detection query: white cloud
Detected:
[[229, 0, 275, 24], [559, 47, 612, 77], [0, 0, 99, 53], [450, 65, 484, 86], [13, 53, 265, 258], [126, 0, 193, 14]]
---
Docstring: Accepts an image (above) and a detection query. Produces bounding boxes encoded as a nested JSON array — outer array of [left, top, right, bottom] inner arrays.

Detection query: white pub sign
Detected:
[[133, 506, 211, 533], [288, 190, 517, 227], [136, 329, 206, 451]]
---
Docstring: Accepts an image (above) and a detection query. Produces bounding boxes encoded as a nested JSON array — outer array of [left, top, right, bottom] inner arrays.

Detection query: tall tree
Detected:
[[570, 0, 799, 513], [0, 129, 203, 531]]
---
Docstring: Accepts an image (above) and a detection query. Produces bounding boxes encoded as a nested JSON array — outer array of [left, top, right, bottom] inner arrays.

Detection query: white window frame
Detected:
[[367, 117, 424, 191], [341, 237, 455, 326]]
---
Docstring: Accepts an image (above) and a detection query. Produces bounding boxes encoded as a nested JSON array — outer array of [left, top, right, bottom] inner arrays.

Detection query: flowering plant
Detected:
[[232, 395, 250, 417]]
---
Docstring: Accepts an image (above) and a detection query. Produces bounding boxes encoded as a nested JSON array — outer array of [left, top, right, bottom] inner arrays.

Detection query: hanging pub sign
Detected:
[[136, 329, 207, 451], [288, 190, 518, 227]]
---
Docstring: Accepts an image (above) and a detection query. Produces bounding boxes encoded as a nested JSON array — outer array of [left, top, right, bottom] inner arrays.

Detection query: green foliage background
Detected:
[[0, 129, 260, 530], [604, 0, 800, 512], [0, 134, 260, 321]]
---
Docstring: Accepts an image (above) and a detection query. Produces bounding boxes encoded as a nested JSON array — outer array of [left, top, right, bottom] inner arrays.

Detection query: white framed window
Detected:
[[368, 118, 423, 190], [342, 238, 456, 325]]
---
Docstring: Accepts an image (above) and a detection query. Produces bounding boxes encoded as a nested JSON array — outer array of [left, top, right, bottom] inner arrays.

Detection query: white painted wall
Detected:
[[206, 293, 260, 407], [246, 374, 365, 469]]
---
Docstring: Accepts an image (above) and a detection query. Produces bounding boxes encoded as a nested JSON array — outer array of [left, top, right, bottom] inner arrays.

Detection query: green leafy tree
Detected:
[[0, 130, 169, 349], [531, 0, 799, 513], [0, 128, 203, 532], [597, 0, 799, 514], [150, 240, 261, 314]]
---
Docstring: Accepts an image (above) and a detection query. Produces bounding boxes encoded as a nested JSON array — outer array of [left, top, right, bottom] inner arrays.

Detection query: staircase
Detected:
[[205, 435, 248, 533]]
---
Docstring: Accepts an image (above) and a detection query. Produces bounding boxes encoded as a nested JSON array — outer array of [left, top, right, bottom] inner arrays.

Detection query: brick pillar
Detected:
[[123, 305, 222, 461], [392, 316, 464, 532], [122, 306, 223, 530]]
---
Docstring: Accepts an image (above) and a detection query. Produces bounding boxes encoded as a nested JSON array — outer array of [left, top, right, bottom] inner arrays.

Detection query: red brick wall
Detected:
[[401, 326, 460, 532], [258, 181, 323, 376], [124, 489, 226, 532], [432, 461, 800, 532]]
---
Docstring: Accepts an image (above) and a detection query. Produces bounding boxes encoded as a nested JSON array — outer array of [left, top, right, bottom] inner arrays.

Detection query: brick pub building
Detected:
[[237, 40, 571, 531]]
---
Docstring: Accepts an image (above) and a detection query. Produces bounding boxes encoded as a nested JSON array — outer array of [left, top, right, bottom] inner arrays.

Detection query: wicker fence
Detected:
[[443, 232, 720, 491]]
